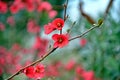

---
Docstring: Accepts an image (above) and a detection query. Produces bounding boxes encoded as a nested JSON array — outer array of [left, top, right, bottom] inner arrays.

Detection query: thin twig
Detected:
[[103, 0, 114, 20], [69, 25, 98, 41], [63, 0, 69, 21], [79, 1, 95, 24], [67, 21, 76, 34], [6, 48, 57, 80]]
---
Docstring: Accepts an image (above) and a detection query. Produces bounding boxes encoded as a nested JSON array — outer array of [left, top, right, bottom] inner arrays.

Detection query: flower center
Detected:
[[57, 23, 62, 27], [58, 38, 63, 43], [35, 69, 40, 73]]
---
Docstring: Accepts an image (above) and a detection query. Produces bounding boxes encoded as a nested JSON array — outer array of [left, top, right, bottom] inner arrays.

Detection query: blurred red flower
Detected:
[[52, 18, 64, 30], [44, 23, 56, 34], [80, 38, 87, 47], [0, 1, 7, 13], [52, 34, 69, 48], [27, 20, 40, 34], [49, 10, 57, 19], [82, 71, 95, 80], [7, 16, 15, 26], [0, 22, 5, 31], [24, 66, 35, 78], [34, 64, 45, 79], [24, 64, 45, 79], [37, 1, 52, 12], [64, 60, 76, 70]]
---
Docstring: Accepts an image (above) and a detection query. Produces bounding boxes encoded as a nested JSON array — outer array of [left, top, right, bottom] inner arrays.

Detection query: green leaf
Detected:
[[97, 18, 104, 27]]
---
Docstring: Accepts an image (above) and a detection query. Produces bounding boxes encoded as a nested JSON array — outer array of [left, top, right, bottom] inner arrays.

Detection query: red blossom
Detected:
[[52, 18, 64, 30], [33, 36, 48, 56], [52, 34, 69, 48], [82, 71, 95, 80], [44, 23, 56, 34], [10, 4, 21, 14], [34, 64, 45, 79], [80, 38, 87, 47], [27, 20, 40, 34], [65, 60, 76, 70], [0, 1, 7, 13], [48, 10, 57, 19], [7, 16, 15, 26], [75, 65, 84, 75], [24, 66, 35, 78], [37, 1, 52, 12], [24, 64, 45, 79], [0, 22, 5, 31]]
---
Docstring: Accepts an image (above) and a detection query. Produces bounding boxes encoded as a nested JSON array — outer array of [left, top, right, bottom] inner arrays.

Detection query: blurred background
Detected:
[[0, 0, 120, 80]]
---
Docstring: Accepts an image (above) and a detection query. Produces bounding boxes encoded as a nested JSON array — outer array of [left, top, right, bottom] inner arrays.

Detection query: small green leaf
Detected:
[[97, 18, 103, 27]]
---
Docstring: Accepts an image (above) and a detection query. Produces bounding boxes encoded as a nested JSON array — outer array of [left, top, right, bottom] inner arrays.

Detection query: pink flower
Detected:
[[75, 65, 84, 75], [65, 60, 76, 70], [24, 66, 35, 78], [52, 34, 69, 48], [33, 36, 48, 56], [25, 2, 35, 12], [80, 38, 87, 47], [10, 4, 21, 14], [24, 64, 45, 79], [52, 18, 64, 30], [44, 23, 56, 34], [82, 71, 95, 80], [37, 1, 52, 12], [49, 10, 57, 19], [27, 20, 40, 34], [0, 1, 7, 13], [0, 22, 5, 31], [45, 65, 59, 77], [7, 16, 15, 26], [34, 64, 45, 79]]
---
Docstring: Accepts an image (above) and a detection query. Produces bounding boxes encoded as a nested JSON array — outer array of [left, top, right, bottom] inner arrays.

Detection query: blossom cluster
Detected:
[[24, 64, 45, 79], [44, 18, 69, 48], [0, 0, 57, 18], [44, 60, 98, 80]]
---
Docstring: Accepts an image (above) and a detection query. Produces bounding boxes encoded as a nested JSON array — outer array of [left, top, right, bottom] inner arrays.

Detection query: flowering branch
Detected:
[[6, 48, 57, 80], [6, 0, 103, 79], [6, 20, 103, 80]]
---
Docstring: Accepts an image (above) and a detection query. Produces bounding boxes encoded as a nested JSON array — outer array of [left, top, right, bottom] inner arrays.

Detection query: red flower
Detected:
[[37, 1, 52, 12], [24, 64, 45, 79], [0, 1, 7, 13], [75, 65, 84, 75], [80, 38, 87, 47], [44, 23, 56, 34], [82, 71, 95, 80], [0, 22, 5, 31], [52, 34, 69, 48], [52, 18, 64, 30], [7, 16, 15, 26], [33, 36, 48, 56], [64, 60, 76, 70], [27, 20, 40, 34], [48, 10, 57, 19], [34, 64, 45, 79], [24, 66, 34, 78], [10, 4, 20, 14]]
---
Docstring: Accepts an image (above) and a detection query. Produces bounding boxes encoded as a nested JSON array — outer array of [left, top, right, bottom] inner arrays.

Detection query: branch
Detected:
[[6, 47, 57, 80], [63, 0, 69, 21], [69, 25, 98, 41], [103, 0, 114, 20], [79, 2, 95, 24]]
